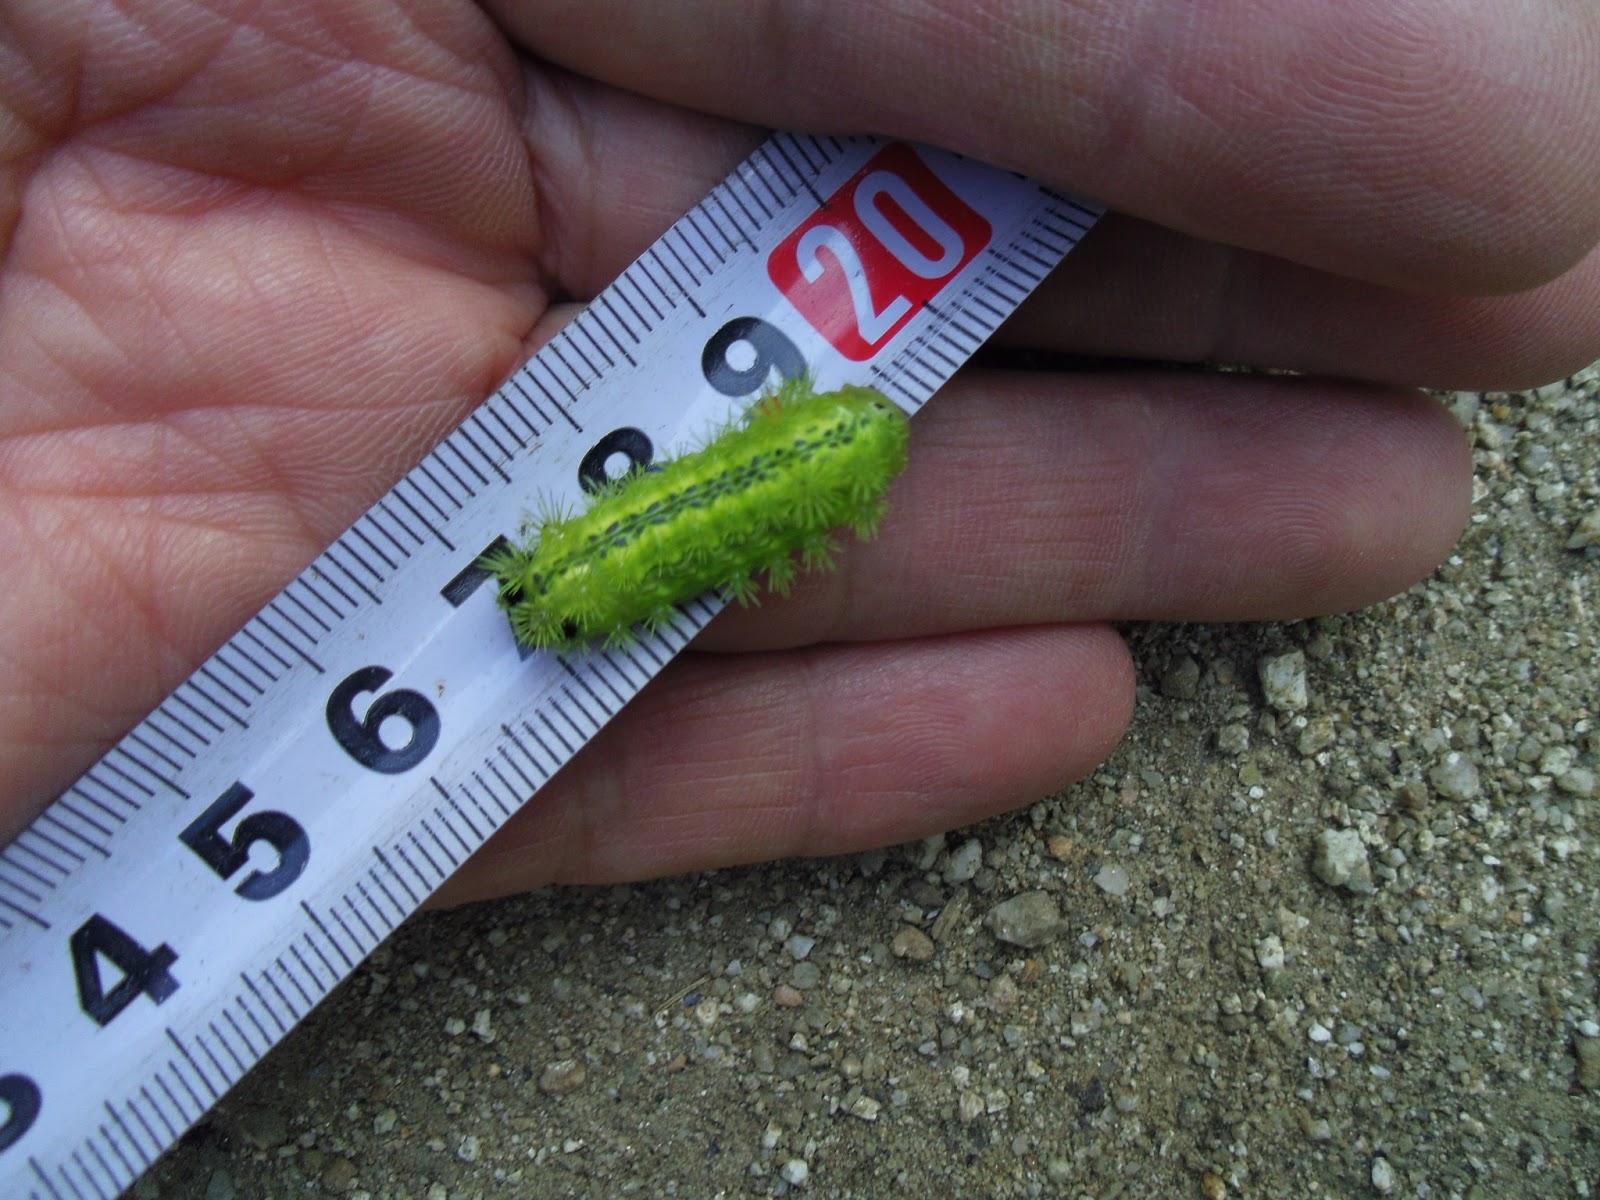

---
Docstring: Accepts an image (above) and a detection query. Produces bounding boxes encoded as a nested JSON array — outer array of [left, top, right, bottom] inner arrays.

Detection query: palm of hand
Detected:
[[0, 4, 737, 829]]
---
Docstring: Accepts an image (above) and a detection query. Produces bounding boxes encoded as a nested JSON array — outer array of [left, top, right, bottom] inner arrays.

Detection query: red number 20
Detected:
[[768, 143, 992, 361]]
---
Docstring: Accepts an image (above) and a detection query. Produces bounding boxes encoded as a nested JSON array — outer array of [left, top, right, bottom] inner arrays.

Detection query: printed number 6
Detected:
[[326, 665, 441, 774]]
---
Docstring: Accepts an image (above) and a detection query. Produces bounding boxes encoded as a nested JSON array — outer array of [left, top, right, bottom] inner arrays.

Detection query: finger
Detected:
[[1002, 216, 1600, 392], [493, 0, 1600, 293], [500, 24, 1552, 405], [517, 62, 764, 299], [514, 56, 1597, 393], [430, 624, 1132, 903], [696, 367, 1472, 650]]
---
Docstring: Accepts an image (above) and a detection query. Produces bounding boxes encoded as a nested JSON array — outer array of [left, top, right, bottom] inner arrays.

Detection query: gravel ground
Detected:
[[140, 364, 1600, 1199]]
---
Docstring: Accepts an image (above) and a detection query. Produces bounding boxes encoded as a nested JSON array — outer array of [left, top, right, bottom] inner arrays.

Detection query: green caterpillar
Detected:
[[485, 378, 910, 650]]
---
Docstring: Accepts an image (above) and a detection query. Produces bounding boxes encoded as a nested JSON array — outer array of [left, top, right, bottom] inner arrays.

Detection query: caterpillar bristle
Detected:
[[726, 572, 762, 607], [763, 554, 798, 596], [798, 533, 838, 573], [851, 497, 888, 541]]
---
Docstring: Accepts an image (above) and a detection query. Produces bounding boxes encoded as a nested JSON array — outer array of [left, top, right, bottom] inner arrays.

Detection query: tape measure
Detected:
[[0, 133, 1099, 1197]]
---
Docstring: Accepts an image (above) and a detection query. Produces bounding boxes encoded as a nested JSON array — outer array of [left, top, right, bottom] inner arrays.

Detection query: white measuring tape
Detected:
[[0, 134, 1099, 1197]]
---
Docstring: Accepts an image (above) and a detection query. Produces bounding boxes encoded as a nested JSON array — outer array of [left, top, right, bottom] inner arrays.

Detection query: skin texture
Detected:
[[0, 1, 1596, 905]]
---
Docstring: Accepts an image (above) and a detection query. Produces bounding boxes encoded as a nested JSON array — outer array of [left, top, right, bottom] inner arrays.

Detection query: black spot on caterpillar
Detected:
[[484, 378, 910, 650]]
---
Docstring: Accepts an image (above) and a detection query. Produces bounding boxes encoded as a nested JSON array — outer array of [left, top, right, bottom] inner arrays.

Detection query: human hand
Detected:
[[2, 1, 1595, 904]]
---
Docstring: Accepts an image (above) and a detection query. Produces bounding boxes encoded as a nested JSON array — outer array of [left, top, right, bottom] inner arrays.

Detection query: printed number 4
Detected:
[[70, 913, 179, 1027]]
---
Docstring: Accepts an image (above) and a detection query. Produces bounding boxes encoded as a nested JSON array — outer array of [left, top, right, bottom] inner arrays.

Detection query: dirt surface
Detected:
[[141, 366, 1600, 1199]]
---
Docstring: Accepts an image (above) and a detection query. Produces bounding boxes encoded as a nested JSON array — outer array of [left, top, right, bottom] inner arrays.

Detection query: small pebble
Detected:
[[1259, 650, 1308, 712], [957, 1090, 985, 1123], [780, 1158, 809, 1187], [1371, 1156, 1395, 1193], [943, 837, 983, 883], [1575, 1036, 1600, 1090], [1566, 507, 1600, 548], [988, 973, 1020, 1015], [1301, 1115, 1334, 1142], [232, 1106, 287, 1150], [1092, 863, 1130, 897], [323, 1156, 359, 1188], [1557, 767, 1597, 798], [841, 1090, 881, 1121], [1297, 715, 1337, 756], [1256, 935, 1286, 971], [891, 925, 936, 962], [1216, 722, 1250, 756], [1429, 752, 1480, 802], [1312, 829, 1376, 895], [538, 1058, 587, 1096], [1161, 655, 1200, 699], [985, 891, 1067, 948]]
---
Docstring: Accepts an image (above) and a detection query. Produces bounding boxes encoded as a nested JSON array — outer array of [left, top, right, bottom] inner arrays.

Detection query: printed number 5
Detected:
[[180, 783, 310, 901]]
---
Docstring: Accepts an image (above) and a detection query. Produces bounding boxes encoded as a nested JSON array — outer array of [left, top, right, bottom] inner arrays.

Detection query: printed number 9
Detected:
[[702, 317, 805, 397], [574, 316, 806, 496]]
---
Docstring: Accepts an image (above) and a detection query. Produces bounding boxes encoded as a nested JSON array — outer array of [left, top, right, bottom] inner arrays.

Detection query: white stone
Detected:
[[1371, 1156, 1395, 1193], [1256, 935, 1286, 970], [943, 837, 984, 883], [1093, 863, 1131, 897], [1312, 828, 1376, 894], [1429, 752, 1480, 802], [1259, 650, 1308, 712], [780, 1159, 810, 1187]]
